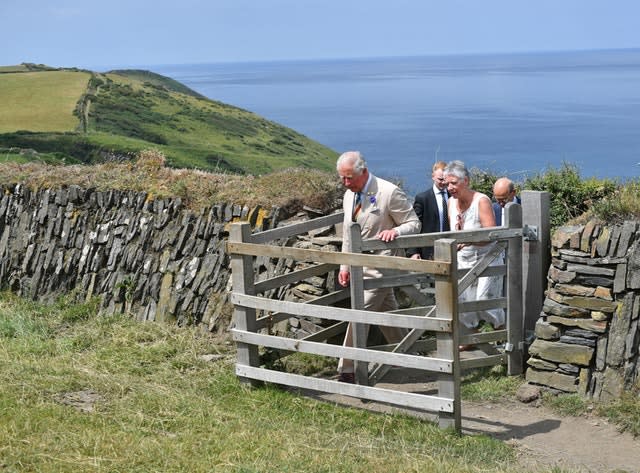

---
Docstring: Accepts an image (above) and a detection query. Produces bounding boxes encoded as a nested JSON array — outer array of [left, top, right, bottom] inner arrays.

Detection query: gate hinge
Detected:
[[523, 225, 538, 241]]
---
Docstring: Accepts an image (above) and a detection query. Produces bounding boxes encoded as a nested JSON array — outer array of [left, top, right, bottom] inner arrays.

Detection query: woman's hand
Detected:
[[338, 270, 351, 287]]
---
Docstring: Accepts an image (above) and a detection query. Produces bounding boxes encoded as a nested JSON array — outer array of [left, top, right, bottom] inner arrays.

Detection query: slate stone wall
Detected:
[[0, 183, 281, 332], [526, 221, 640, 401], [6, 182, 637, 401]]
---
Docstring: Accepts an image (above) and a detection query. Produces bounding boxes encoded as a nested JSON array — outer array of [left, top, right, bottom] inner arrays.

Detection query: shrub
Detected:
[[135, 148, 166, 171], [589, 179, 640, 224], [523, 162, 617, 229], [469, 167, 501, 198]]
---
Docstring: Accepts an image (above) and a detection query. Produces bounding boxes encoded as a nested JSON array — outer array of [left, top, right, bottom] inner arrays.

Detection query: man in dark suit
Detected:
[[406, 161, 450, 260], [492, 177, 521, 226]]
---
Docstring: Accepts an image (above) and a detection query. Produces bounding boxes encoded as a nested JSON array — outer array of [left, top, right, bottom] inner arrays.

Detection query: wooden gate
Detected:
[[228, 203, 529, 432]]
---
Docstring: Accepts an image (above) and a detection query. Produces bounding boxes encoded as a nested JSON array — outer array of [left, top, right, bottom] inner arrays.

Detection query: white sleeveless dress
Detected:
[[449, 192, 505, 329]]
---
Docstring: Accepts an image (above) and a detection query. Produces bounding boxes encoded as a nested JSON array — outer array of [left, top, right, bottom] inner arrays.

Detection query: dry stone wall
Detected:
[[526, 221, 640, 401], [0, 183, 286, 332], [10, 181, 638, 402]]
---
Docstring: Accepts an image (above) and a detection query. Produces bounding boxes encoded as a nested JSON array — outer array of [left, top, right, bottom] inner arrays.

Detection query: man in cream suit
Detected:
[[336, 151, 420, 383]]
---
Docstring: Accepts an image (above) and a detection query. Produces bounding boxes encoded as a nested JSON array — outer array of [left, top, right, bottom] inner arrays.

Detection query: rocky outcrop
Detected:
[[525, 221, 640, 401]]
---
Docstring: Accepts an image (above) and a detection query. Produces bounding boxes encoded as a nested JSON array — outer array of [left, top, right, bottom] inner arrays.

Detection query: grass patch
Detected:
[[0, 291, 543, 473], [596, 390, 640, 437], [542, 392, 590, 417], [539, 390, 640, 439], [461, 365, 522, 402], [0, 64, 30, 73], [0, 71, 89, 133]]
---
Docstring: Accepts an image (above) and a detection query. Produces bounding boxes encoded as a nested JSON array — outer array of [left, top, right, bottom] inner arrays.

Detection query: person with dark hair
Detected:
[[335, 150, 420, 382], [407, 160, 450, 260]]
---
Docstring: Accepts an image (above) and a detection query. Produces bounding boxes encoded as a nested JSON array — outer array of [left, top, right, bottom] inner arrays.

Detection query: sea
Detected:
[[151, 49, 640, 196]]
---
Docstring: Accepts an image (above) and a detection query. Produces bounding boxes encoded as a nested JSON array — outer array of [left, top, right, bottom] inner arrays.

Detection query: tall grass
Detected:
[[0, 149, 343, 214]]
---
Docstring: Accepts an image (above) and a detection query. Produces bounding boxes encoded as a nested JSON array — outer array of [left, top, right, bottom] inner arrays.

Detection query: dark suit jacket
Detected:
[[493, 196, 521, 226], [407, 188, 449, 260]]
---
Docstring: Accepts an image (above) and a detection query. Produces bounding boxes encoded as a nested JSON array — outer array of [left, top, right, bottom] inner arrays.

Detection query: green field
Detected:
[[0, 64, 30, 73], [0, 65, 337, 175], [0, 71, 89, 133]]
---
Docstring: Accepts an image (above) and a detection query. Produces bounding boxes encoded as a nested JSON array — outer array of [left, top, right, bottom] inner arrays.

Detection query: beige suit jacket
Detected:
[[340, 174, 420, 273]]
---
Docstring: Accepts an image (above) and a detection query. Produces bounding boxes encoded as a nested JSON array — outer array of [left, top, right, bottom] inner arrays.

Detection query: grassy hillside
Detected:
[[0, 64, 337, 174]]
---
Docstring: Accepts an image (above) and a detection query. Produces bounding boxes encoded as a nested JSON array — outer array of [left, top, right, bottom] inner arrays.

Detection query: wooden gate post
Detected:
[[346, 223, 368, 385], [434, 238, 460, 431], [521, 191, 551, 337], [504, 203, 524, 375], [229, 222, 260, 385]]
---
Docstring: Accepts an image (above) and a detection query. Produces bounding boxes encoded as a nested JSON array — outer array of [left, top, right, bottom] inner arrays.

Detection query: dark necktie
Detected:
[[440, 191, 449, 231], [352, 192, 362, 222]]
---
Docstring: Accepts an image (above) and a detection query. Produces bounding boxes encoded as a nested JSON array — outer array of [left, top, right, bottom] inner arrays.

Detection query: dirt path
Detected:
[[462, 399, 640, 473], [314, 369, 640, 473]]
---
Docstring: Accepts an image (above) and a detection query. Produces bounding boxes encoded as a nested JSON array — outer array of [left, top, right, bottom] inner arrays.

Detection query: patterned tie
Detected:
[[352, 192, 362, 222], [440, 191, 449, 231]]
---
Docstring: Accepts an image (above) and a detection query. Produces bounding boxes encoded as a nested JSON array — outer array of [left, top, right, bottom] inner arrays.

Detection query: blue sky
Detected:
[[2, 0, 639, 70]]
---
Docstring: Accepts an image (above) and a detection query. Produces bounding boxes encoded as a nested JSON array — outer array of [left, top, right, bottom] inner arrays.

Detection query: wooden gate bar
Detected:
[[231, 293, 453, 332], [226, 241, 451, 276], [236, 365, 454, 413], [232, 329, 453, 373]]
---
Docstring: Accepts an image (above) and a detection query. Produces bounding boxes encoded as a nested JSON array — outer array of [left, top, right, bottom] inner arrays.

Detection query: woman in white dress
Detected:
[[444, 160, 505, 338]]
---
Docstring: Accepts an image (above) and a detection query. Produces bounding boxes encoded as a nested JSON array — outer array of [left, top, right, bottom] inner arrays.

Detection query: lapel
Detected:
[[430, 187, 449, 231], [427, 188, 437, 214], [357, 175, 380, 228]]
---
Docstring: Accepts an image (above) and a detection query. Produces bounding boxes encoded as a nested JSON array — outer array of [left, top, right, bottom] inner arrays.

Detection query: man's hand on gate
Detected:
[[377, 229, 398, 242]]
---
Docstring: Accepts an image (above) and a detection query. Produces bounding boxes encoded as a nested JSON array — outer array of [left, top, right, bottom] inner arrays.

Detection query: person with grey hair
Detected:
[[335, 150, 420, 382], [444, 160, 504, 348]]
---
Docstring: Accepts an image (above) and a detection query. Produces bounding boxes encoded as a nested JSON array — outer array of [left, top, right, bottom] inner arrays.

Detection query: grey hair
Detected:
[[336, 151, 367, 174], [444, 160, 469, 180]]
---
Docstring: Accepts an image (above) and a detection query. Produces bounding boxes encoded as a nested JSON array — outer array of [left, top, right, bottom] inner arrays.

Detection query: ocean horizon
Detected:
[[151, 49, 640, 195]]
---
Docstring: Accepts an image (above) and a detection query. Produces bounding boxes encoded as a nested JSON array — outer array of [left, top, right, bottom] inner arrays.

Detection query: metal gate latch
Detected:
[[523, 225, 538, 241]]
